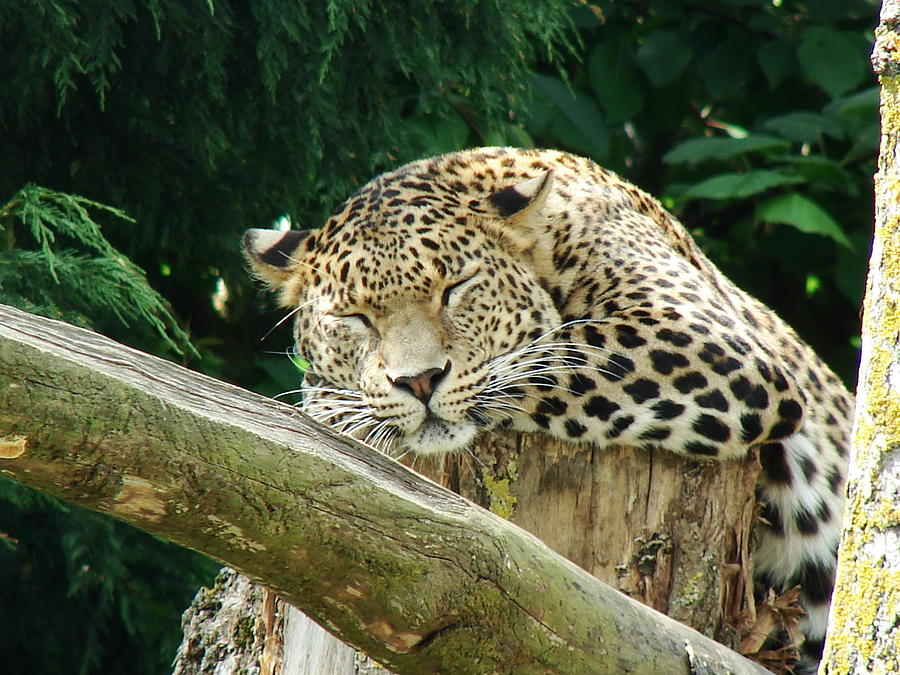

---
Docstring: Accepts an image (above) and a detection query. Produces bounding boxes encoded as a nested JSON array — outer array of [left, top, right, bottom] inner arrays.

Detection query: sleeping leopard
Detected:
[[243, 147, 851, 667]]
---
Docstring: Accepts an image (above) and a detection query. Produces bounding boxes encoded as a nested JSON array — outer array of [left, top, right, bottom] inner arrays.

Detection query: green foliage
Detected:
[[0, 0, 877, 671], [0, 0, 580, 392], [0, 0, 578, 282], [519, 0, 876, 384], [754, 192, 850, 248], [0, 476, 218, 675], [0, 186, 194, 356], [0, 185, 209, 673], [0, 2, 581, 672]]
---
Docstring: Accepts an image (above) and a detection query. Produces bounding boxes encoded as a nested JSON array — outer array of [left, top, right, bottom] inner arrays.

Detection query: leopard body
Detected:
[[243, 147, 852, 664]]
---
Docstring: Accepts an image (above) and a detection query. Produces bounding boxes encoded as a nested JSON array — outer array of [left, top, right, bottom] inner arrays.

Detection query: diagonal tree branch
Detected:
[[0, 303, 768, 674]]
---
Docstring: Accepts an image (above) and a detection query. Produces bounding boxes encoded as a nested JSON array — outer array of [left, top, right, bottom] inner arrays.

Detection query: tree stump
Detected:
[[420, 431, 760, 648]]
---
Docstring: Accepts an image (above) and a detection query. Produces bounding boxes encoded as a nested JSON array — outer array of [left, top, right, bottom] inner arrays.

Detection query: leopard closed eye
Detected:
[[243, 147, 852, 670]]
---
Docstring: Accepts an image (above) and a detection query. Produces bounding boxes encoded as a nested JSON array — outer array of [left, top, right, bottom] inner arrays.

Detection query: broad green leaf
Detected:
[[824, 86, 879, 118], [698, 42, 753, 99], [523, 84, 556, 135], [483, 123, 535, 149], [681, 171, 803, 200], [635, 30, 693, 87], [807, 0, 865, 22], [588, 38, 645, 123], [777, 155, 856, 192], [755, 192, 851, 247], [844, 120, 880, 164], [765, 112, 844, 143], [835, 228, 871, 305], [798, 27, 867, 99], [531, 74, 609, 159], [407, 111, 469, 155], [664, 135, 790, 165], [756, 41, 795, 89]]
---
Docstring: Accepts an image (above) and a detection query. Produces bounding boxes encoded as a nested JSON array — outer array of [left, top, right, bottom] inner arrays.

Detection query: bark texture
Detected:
[[821, 4, 900, 672], [173, 568, 388, 675], [177, 434, 760, 674], [428, 434, 759, 648], [173, 567, 278, 675], [0, 303, 768, 674]]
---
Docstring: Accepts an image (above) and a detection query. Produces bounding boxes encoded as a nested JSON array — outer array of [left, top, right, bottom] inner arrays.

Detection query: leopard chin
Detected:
[[399, 417, 479, 456]]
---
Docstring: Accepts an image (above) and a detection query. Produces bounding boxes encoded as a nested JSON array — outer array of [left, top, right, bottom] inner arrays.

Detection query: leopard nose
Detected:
[[389, 362, 450, 404]]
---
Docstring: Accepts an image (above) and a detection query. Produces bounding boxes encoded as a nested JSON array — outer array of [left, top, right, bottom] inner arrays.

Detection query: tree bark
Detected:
[[172, 567, 279, 675], [0, 303, 768, 674], [426, 435, 759, 647], [820, 4, 900, 672]]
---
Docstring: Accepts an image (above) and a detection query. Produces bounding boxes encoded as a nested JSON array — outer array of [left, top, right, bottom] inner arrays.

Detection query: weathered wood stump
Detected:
[[420, 431, 760, 649]]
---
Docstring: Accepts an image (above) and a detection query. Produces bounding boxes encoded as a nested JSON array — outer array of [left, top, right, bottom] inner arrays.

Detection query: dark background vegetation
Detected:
[[0, 1, 876, 672]]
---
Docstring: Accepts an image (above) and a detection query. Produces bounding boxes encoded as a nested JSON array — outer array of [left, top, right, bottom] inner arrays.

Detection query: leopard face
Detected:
[[245, 170, 567, 455]]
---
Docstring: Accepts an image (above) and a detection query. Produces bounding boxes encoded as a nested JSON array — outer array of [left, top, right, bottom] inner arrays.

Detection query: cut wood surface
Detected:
[[0, 304, 768, 674]]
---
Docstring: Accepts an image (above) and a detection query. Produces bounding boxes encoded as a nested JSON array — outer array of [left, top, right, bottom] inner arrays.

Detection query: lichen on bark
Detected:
[[821, 2, 900, 671]]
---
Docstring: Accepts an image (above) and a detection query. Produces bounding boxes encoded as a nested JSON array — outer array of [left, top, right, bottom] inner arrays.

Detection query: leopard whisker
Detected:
[[473, 398, 529, 415], [300, 397, 369, 412], [300, 385, 365, 398], [365, 420, 400, 452], [261, 297, 319, 342], [462, 446, 488, 471], [340, 417, 379, 437], [273, 388, 306, 400]]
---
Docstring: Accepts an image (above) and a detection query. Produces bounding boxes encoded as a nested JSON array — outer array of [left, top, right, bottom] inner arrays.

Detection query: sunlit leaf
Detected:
[[755, 192, 851, 247], [805, 273, 821, 296], [681, 171, 803, 200], [664, 135, 789, 165]]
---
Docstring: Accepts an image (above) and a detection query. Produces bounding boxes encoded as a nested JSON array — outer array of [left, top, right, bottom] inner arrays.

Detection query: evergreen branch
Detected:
[[1, 186, 196, 358]]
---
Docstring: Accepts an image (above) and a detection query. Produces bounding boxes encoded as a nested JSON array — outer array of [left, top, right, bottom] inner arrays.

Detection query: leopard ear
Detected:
[[242, 228, 314, 304], [485, 170, 554, 256], [488, 170, 554, 223]]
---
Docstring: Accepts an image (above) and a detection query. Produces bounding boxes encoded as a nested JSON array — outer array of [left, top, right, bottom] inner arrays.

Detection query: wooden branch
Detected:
[[0, 304, 769, 674]]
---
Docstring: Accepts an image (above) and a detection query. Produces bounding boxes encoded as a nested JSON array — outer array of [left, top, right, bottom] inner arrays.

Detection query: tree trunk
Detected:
[[174, 404, 763, 673], [820, 4, 900, 672], [0, 303, 769, 674]]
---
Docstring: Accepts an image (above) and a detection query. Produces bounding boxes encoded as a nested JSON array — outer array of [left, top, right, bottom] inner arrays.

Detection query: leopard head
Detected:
[[244, 165, 564, 455]]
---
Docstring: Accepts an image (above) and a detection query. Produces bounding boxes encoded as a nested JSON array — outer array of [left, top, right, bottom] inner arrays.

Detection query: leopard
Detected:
[[243, 147, 852, 668]]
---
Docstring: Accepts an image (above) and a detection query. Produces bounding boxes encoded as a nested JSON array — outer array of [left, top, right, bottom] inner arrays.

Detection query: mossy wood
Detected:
[[0, 304, 767, 674]]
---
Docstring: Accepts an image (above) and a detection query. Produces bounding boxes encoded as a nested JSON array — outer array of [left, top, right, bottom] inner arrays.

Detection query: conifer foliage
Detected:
[[0, 1, 579, 673]]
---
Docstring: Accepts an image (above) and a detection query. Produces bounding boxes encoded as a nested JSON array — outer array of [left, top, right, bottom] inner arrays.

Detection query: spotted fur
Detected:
[[243, 148, 851, 665]]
